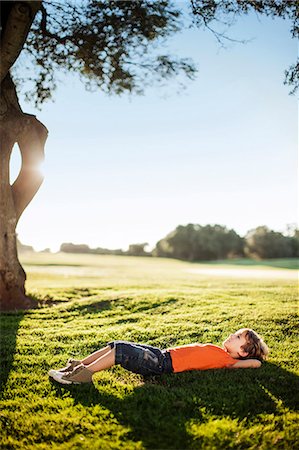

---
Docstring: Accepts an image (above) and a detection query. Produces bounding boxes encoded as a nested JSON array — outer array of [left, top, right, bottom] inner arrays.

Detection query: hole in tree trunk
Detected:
[[9, 143, 22, 184]]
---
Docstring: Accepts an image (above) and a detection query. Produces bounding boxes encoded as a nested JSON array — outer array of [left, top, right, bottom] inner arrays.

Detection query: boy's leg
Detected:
[[110, 341, 164, 375], [84, 347, 116, 373], [49, 348, 116, 385], [133, 343, 163, 357], [81, 345, 112, 365], [58, 345, 112, 372]]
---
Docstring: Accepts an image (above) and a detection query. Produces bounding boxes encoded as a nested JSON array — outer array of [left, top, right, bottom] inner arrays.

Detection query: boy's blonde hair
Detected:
[[241, 329, 269, 361]]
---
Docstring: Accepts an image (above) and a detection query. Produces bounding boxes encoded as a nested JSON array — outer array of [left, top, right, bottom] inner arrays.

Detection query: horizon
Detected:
[[11, 11, 297, 253], [19, 221, 297, 253]]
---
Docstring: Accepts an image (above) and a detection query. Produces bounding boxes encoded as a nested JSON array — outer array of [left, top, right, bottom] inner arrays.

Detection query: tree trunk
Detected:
[[0, 74, 48, 311], [0, 129, 28, 310]]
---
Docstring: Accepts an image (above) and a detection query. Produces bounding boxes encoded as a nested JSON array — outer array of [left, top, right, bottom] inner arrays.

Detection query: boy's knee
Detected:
[[108, 340, 128, 349], [143, 349, 158, 363]]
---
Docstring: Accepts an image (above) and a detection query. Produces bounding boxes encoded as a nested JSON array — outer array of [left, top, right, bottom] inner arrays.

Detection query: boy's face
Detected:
[[223, 329, 249, 358]]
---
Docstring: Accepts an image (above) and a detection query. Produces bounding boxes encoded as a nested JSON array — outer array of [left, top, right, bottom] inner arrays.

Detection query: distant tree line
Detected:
[[57, 224, 299, 261], [59, 242, 150, 257], [153, 225, 299, 261], [18, 225, 298, 261]]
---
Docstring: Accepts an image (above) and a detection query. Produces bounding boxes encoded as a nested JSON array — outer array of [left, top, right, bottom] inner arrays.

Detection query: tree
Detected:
[[60, 243, 92, 254], [244, 226, 294, 259], [0, 0, 195, 310], [153, 224, 243, 261], [127, 243, 150, 257], [0, 1, 297, 310]]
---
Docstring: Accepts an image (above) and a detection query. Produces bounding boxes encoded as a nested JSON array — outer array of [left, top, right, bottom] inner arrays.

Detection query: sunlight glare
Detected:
[[10, 143, 47, 183], [37, 159, 46, 178]]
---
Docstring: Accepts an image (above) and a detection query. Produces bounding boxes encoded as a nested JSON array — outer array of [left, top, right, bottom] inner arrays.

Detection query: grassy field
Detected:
[[1, 253, 298, 449]]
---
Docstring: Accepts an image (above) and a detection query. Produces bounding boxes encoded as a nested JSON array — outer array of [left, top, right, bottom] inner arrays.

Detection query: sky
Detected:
[[11, 8, 298, 252]]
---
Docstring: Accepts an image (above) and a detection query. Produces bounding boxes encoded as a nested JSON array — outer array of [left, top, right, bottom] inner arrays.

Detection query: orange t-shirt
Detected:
[[169, 344, 237, 372]]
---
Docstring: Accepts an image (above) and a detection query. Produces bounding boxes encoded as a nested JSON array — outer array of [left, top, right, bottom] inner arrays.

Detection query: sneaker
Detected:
[[48, 369, 79, 385], [58, 358, 82, 373], [56, 365, 93, 384]]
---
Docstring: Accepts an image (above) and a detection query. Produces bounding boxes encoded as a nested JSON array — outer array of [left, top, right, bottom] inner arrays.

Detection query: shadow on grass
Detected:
[[124, 297, 178, 314], [0, 311, 23, 397], [52, 362, 299, 449], [64, 296, 178, 319], [202, 258, 299, 270], [30, 288, 103, 307], [63, 299, 112, 315]]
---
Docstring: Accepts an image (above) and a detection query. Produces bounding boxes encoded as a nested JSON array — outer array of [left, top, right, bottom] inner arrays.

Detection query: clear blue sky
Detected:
[[12, 10, 297, 252]]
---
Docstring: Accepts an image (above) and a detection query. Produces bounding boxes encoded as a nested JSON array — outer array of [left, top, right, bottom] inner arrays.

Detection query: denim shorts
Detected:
[[108, 340, 173, 376]]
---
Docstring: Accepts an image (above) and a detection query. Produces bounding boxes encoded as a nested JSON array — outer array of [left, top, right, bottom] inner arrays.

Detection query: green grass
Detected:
[[1, 253, 298, 449], [204, 258, 299, 270]]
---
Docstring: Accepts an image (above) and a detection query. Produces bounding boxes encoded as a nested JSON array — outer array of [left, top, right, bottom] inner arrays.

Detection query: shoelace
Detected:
[[64, 365, 84, 378]]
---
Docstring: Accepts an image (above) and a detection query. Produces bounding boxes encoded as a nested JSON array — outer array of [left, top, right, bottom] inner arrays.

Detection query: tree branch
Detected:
[[40, 4, 73, 44], [0, 1, 41, 83], [12, 115, 48, 223]]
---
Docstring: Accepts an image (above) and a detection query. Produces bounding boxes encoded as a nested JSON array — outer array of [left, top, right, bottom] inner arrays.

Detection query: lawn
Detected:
[[1, 253, 298, 449]]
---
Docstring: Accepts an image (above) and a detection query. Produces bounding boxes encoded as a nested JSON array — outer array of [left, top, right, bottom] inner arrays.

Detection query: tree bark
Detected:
[[0, 1, 41, 83], [0, 74, 48, 311]]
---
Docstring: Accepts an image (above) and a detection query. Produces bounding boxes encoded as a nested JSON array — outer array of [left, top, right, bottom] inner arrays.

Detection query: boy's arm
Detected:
[[228, 359, 262, 369]]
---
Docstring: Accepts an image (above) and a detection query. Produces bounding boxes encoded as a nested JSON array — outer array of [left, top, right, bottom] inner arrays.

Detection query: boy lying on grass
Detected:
[[49, 328, 268, 385]]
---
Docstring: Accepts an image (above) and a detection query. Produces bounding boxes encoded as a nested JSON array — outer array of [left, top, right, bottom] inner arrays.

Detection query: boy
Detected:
[[48, 328, 268, 385]]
